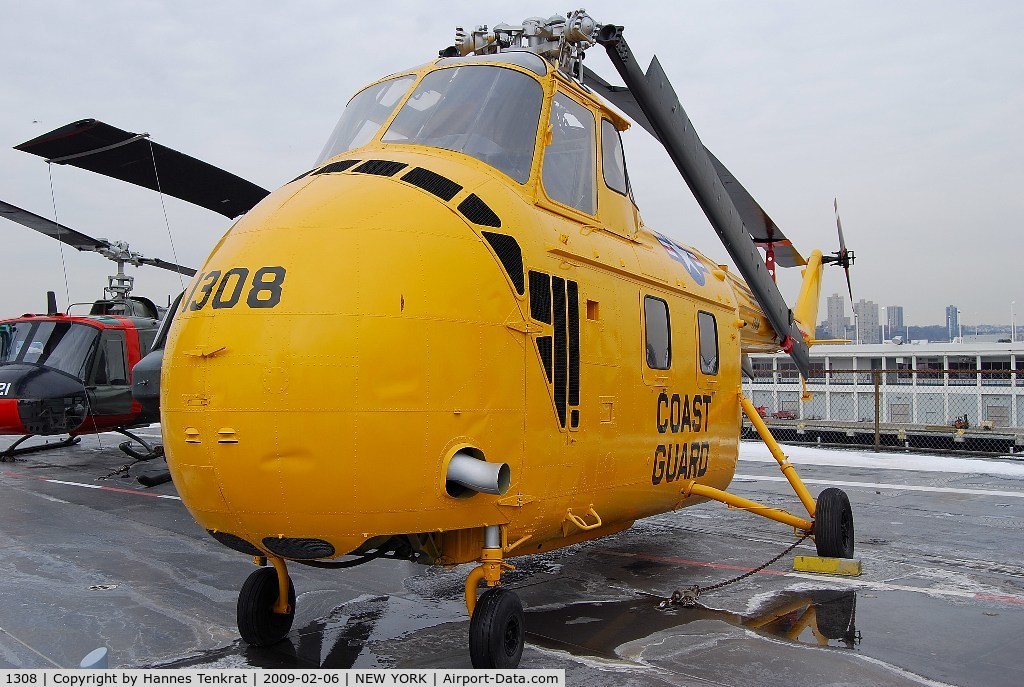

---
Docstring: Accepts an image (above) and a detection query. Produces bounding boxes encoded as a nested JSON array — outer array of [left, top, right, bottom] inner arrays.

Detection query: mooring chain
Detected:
[[660, 533, 811, 608]]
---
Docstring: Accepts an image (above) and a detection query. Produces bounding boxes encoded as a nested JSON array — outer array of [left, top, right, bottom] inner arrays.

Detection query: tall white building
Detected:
[[854, 299, 881, 344], [825, 293, 849, 339]]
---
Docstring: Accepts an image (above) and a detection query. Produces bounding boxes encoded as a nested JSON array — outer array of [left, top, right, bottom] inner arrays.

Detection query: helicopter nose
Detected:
[[0, 399, 26, 433], [0, 366, 89, 434]]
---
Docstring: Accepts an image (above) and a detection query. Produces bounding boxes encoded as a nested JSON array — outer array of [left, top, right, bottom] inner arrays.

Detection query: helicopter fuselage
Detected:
[[161, 52, 780, 565], [0, 313, 156, 436]]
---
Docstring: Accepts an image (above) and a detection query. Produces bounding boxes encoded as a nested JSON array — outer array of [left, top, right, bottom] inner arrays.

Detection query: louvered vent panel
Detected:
[[481, 232, 525, 295], [353, 159, 407, 176], [529, 271, 552, 323], [457, 194, 502, 227], [313, 159, 360, 175], [402, 167, 463, 201]]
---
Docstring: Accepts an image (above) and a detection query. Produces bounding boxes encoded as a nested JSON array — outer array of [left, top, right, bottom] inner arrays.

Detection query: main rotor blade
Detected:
[[582, 65, 659, 139], [0, 199, 107, 252], [584, 66, 805, 269], [16, 119, 270, 218], [597, 25, 811, 378], [1, 199, 196, 277], [136, 257, 196, 278], [707, 152, 805, 268]]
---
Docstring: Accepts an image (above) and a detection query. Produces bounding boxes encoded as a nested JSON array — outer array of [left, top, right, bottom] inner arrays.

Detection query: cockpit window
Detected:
[[601, 119, 629, 195], [381, 66, 543, 183], [436, 51, 548, 76], [542, 93, 596, 214], [0, 324, 11, 360], [0, 321, 99, 378], [317, 75, 416, 164]]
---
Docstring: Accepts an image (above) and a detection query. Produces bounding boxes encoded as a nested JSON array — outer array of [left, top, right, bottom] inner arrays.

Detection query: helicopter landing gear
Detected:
[[470, 587, 525, 668], [0, 434, 80, 461], [465, 525, 523, 668], [114, 428, 164, 461], [813, 488, 855, 558], [237, 556, 295, 646]]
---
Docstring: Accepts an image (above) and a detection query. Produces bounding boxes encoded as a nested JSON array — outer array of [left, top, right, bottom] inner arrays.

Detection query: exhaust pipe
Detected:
[[446, 450, 510, 496]]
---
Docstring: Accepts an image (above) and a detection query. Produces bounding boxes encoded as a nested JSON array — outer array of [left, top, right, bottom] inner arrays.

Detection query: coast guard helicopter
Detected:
[[25, 11, 857, 667]]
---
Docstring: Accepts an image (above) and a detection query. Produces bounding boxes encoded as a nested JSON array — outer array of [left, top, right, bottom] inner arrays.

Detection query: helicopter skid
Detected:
[[0, 434, 80, 461]]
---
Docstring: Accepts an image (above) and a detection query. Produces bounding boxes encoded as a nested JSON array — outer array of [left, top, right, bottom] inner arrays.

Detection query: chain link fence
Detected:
[[743, 367, 1024, 456]]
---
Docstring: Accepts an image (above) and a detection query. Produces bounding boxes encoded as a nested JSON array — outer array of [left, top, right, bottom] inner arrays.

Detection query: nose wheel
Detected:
[[237, 564, 296, 646], [469, 587, 525, 668]]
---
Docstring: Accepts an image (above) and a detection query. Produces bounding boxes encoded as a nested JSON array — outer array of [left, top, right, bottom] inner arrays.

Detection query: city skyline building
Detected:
[[887, 305, 904, 330], [854, 298, 881, 344], [947, 305, 960, 341], [886, 305, 904, 340], [825, 293, 849, 339]]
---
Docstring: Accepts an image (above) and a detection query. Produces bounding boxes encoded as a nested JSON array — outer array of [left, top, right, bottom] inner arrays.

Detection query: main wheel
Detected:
[[814, 590, 857, 640], [237, 567, 296, 646], [469, 587, 525, 668], [814, 487, 855, 558]]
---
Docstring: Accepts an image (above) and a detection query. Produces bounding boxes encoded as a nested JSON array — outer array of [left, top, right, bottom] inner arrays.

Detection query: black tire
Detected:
[[237, 567, 296, 646], [814, 487, 855, 558], [469, 587, 525, 668], [814, 590, 857, 640]]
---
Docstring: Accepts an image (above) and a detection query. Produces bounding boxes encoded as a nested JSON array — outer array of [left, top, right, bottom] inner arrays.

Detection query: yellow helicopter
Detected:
[[143, 10, 855, 668]]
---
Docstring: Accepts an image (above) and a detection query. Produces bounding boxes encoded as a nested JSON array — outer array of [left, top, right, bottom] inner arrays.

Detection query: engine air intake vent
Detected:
[[567, 280, 580, 406], [208, 530, 263, 557], [481, 232, 525, 295], [536, 336, 553, 382], [314, 159, 360, 175], [402, 167, 463, 201], [262, 536, 336, 560], [552, 275, 568, 428], [353, 160, 407, 176], [458, 194, 501, 228], [529, 270, 551, 324]]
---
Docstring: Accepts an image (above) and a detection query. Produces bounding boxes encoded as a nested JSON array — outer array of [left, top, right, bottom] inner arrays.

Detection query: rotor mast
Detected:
[[447, 10, 601, 78]]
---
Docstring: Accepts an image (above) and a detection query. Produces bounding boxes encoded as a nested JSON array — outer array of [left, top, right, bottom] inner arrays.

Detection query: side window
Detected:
[[698, 311, 719, 375], [644, 296, 671, 370], [601, 119, 628, 194], [0, 324, 10, 360], [137, 327, 157, 355], [542, 92, 596, 214], [93, 332, 128, 386]]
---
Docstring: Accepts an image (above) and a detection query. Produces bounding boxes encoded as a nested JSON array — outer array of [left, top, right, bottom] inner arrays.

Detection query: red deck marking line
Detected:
[[974, 593, 1024, 605], [1, 471, 181, 500], [603, 549, 789, 576]]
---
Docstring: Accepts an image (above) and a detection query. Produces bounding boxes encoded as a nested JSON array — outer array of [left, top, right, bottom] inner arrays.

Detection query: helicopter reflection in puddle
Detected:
[[168, 588, 858, 669], [526, 588, 861, 659]]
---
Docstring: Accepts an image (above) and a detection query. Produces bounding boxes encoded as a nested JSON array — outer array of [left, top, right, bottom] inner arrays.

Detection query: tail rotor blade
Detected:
[[834, 198, 853, 300]]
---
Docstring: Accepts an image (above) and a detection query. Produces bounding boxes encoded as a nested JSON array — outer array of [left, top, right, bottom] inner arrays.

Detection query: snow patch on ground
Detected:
[[740, 442, 1024, 477]]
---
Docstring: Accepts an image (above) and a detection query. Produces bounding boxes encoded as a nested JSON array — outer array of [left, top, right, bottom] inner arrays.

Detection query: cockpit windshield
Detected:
[[317, 75, 417, 165], [381, 66, 543, 183], [0, 321, 99, 379]]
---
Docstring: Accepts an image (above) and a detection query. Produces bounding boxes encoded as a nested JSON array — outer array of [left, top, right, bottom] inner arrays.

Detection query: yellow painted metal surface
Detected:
[[161, 55, 824, 567], [682, 481, 813, 532], [793, 556, 863, 577]]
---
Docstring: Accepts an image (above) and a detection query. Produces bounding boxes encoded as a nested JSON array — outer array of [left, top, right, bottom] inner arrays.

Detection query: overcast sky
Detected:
[[1, 1, 1021, 327]]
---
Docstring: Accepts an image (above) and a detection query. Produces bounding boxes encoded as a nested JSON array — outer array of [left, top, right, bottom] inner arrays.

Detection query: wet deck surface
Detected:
[[3, 429, 1023, 686]]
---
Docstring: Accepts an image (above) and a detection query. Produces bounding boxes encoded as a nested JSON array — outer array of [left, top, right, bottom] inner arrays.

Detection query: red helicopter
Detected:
[[1, 119, 269, 462], [0, 200, 195, 460]]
